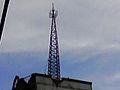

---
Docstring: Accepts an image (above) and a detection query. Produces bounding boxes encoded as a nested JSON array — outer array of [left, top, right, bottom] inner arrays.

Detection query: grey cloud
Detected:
[[0, 0, 4, 18], [1, 0, 120, 53]]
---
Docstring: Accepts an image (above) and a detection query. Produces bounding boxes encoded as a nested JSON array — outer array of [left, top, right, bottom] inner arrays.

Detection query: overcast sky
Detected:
[[0, 0, 120, 90]]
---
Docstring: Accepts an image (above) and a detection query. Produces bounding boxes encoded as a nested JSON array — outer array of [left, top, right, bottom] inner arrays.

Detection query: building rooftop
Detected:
[[31, 73, 92, 85]]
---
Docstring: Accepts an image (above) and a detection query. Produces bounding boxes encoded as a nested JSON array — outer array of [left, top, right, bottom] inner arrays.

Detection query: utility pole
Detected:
[[48, 3, 60, 80], [0, 0, 10, 42]]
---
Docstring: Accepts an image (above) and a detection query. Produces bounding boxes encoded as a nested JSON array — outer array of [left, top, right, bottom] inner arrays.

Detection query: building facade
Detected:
[[12, 73, 92, 90]]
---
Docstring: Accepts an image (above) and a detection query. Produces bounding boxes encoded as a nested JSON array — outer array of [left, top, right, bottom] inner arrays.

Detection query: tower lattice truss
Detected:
[[48, 3, 60, 79]]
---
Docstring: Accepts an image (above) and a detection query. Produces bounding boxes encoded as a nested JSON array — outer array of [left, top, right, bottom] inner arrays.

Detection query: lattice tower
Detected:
[[48, 3, 60, 79]]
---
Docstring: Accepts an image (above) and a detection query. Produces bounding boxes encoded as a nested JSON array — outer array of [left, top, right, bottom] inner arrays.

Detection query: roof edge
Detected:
[[31, 73, 92, 85]]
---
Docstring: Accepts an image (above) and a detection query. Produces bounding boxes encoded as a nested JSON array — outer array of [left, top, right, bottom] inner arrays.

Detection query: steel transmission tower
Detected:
[[48, 3, 60, 79]]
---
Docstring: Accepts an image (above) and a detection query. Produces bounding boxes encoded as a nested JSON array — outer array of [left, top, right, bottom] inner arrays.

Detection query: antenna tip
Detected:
[[52, 3, 54, 10]]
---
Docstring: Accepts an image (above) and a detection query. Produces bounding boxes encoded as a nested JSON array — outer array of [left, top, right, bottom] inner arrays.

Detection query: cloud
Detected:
[[106, 72, 120, 84], [91, 72, 120, 90], [1, 0, 120, 55], [0, 0, 4, 18]]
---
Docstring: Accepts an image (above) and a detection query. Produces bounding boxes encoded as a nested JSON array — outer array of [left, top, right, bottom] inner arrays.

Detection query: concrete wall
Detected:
[[35, 75, 92, 90]]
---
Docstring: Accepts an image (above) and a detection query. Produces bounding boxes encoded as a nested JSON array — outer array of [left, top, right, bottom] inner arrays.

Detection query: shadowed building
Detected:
[[12, 73, 92, 90], [12, 3, 92, 90]]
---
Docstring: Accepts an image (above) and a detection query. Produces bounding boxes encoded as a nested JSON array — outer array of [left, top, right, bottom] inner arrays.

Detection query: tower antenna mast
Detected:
[[48, 3, 60, 80]]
